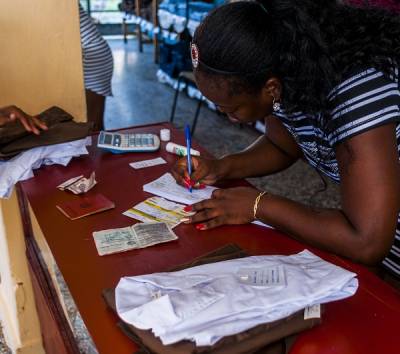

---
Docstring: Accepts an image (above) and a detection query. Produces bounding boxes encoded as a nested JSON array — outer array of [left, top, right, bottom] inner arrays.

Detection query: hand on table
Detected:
[[171, 156, 222, 189], [0, 105, 47, 134], [183, 187, 260, 230]]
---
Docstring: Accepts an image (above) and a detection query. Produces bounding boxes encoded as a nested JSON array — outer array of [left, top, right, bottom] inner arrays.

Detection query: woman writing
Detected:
[[172, 0, 400, 279]]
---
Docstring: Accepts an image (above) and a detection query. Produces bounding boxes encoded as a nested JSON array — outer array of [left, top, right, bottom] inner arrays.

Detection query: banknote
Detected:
[[57, 171, 97, 194]]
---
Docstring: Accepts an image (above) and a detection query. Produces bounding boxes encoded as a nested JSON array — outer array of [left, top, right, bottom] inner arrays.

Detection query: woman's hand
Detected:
[[0, 106, 47, 134], [171, 156, 224, 188], [183, 187, 260, 230]]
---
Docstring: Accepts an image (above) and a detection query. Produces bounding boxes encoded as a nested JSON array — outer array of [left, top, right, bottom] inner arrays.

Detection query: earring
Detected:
[[272, 95, 281, 112]]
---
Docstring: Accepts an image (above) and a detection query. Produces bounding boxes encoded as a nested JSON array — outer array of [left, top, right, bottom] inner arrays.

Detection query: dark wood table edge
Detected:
[[16, 183, 81, 354]]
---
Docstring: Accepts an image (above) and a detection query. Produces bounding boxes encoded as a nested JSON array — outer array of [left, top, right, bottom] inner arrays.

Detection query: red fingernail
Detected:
[[195, 224, 206, 230], [198, 183, 206, 189], [184, 205, 192, 212]]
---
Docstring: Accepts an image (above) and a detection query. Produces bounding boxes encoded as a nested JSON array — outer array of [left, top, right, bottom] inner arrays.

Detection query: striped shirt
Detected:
[[274, 65, 400, 278], [79, 4, 113, 97]]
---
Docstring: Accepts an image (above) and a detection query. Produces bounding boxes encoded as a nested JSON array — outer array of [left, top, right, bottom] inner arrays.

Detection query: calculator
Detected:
[[97, 131, 160, 154]]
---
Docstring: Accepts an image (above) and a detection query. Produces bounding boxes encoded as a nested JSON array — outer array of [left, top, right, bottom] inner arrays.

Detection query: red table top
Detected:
[[20, 123, 400, 354]]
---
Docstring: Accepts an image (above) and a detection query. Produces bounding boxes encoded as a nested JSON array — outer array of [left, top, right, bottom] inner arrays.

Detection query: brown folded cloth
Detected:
[[0, 106, 92, 159], [103, 244, 322, 354]]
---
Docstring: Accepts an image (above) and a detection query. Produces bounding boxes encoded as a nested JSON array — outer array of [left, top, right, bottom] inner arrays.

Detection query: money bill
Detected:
[[57, 171, 97, 194]]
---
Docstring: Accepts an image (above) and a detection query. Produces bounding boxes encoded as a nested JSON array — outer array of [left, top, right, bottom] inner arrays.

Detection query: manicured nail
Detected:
[[198, 183, 206, 189], [184, 177, 196, 186], [184, 205, 192, 212], [195, 224, 206, 230], [181, 217, 190, 223]]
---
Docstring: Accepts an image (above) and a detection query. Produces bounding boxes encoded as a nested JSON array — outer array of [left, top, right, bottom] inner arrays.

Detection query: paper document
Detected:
[[129, 157, 167, 169], [93, 222, 178, 256], [123, 196, 194, 228], [143, 173, 217, 205]]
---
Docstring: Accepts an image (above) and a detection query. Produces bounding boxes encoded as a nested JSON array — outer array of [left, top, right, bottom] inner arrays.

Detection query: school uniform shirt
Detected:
[[116, 250, 358, 346], [274, 64, 400, 278], [79, 4, 113, 97]]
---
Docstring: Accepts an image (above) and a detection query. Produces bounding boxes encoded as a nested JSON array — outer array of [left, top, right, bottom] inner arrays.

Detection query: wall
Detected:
[[0, 0, 86, 120], [0, 1, 86, 352]]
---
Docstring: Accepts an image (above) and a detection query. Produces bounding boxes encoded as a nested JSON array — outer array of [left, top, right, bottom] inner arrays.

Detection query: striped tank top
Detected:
[[79, 4, 113, 97], [274, 64, 400, 278]]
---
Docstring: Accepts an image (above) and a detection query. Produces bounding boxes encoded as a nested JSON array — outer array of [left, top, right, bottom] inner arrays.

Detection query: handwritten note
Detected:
[[143, 173, 217, 205]]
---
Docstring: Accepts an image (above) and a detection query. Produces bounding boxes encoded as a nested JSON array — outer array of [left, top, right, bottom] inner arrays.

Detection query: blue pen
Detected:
[[184, 124, 192, 193]]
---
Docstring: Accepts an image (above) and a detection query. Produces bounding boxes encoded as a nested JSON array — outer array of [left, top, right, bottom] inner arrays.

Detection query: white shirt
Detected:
[[0, 137, 91, 198], [116, 250, 358, 346]]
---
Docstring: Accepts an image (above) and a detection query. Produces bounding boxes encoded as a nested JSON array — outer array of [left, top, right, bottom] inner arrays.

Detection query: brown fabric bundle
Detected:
[[0, 106, 92, 159], [103, 244, 322, 354]]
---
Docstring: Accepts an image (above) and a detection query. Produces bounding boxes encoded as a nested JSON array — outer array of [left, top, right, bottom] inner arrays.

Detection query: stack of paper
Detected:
[[143, 172, 217, 205], [123, 196, 194, 228], [93, 222, 178, 256]]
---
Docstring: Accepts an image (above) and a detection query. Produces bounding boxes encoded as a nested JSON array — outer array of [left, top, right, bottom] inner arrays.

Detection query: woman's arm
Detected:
[[188, 123, 400, 265], [256, 123, 400, 264], [172, 115, 302, 186], [219, 115, 302, 179]]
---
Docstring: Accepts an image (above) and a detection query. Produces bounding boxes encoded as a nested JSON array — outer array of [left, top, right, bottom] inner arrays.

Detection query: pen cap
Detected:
[[160, 129, 171, 142], [166, 142, 200, 157]]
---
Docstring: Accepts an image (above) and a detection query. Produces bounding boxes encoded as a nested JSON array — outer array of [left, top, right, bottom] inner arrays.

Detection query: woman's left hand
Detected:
[[184, 187, 260, 230]]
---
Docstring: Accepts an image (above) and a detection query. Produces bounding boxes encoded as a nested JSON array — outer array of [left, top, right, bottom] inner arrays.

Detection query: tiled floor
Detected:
[[0, 37, 340, 353]]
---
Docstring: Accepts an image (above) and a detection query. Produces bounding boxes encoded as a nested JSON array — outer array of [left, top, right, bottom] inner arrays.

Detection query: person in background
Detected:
[[0, 106, 47, 134], [172, 0, 400, 283], [79, 4, 114, 131]]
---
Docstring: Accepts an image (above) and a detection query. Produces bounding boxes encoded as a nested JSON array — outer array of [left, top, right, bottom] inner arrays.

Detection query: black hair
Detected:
[[193, 0, 400, 114]]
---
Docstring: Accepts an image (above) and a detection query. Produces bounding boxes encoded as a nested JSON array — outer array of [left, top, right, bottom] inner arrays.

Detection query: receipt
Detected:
[[129, 157, 167, 169]]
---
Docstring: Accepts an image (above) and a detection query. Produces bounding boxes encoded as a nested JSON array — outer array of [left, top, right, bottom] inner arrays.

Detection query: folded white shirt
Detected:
[[116, 250, 358, 346], [0, 137, 91, 198]]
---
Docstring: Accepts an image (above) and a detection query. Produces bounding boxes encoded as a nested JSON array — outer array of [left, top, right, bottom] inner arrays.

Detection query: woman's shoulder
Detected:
[[328, 61, 399, 102]]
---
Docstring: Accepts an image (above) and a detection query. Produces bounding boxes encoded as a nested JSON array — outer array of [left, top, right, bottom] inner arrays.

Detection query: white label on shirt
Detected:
[[304, 304, 321, 319], [129, 157, 167, 169], [237, 265, 287, 287]]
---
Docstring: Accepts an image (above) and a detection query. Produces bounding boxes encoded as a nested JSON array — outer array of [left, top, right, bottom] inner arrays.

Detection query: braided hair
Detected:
[[193, 0, 400, 114]]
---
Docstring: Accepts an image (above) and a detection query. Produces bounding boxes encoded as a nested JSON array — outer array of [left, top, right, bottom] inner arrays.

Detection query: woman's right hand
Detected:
[[171, 156, 223, 188]]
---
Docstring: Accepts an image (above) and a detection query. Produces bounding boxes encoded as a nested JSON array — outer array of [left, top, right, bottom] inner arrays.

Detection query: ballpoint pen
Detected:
[[184, 124, 192, 193]]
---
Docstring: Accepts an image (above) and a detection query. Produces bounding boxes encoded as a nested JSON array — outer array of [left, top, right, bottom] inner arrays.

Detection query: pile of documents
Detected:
[[93, 222, 178, 256], [115, 250, 358, 346], [123, 196, 194, 228]]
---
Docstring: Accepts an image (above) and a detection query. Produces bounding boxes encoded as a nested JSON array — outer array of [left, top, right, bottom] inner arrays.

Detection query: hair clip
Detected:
[[191, 43, 199, 69]]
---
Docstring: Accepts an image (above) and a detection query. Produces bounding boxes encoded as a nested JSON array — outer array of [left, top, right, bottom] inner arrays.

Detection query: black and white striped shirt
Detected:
[[79, 4, 113, 97], [274, 65, 400, 278]]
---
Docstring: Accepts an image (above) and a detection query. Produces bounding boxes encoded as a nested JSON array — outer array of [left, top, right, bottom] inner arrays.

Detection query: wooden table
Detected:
[[18, 123, 400, 354]]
